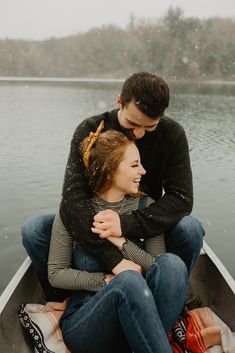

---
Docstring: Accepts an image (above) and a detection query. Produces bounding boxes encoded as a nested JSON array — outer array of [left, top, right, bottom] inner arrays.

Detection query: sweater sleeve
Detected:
[[120, 127, 193, 238], [59, 116, 124, 272], [48, 214, 106, 292]]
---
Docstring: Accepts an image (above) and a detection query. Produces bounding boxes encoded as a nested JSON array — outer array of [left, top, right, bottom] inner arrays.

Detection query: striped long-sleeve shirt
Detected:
[[48, 196, 165, 292]]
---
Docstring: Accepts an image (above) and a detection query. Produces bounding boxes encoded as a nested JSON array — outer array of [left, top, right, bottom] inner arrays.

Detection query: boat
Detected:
[[0, 241, 235, 353]]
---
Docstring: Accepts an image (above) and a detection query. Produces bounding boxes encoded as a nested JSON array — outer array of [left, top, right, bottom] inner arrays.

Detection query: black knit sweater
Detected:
[[59, 109, 193, 271]]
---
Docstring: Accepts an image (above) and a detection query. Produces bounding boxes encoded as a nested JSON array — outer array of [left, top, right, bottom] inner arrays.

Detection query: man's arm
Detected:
[[120, 128, 193, 238], [93, 128, 193, 239], [59, 116, 124, 272]]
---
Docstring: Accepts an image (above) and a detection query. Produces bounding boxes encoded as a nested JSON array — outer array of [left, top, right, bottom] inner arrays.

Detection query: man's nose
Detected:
[[133, 127, 145, 139]]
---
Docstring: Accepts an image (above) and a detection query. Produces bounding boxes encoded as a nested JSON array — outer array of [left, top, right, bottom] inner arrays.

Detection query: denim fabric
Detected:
[[21, 213, 204, 302], [21, 214, 195, 352], [60, 254, 188, 353], [165, 215, 205, 273]]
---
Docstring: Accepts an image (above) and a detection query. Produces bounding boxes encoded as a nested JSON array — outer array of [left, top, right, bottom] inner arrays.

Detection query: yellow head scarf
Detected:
[[83, 120, 104, 169]]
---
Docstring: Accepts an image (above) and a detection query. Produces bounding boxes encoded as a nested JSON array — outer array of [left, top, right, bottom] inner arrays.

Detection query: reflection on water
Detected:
[[0, 81, 234, 293]]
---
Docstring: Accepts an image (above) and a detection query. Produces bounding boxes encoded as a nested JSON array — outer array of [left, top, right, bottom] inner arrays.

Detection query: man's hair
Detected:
[[120, 72, 170, 118], [81, 130, 134, 194]]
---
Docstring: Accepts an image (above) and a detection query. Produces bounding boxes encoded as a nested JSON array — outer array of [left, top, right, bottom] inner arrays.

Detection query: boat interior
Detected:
[[0, 248, 235, 353]]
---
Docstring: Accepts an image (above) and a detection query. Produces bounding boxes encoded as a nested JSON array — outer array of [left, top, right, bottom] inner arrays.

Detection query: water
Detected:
[[0, 80, 235, 294]]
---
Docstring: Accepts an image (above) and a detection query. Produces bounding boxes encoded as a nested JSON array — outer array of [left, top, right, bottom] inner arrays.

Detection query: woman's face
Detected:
[[111, 143, 146, 196]]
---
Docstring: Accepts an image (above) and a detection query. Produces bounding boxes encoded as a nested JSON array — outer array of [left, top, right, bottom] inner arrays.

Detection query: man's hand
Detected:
[[112, 259, 142, 275], [91, 209, 122, 238]]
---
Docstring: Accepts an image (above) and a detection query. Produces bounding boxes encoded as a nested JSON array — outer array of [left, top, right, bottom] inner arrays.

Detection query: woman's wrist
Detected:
[[108, 236, 127, 250], [116, 236, 127, 250]]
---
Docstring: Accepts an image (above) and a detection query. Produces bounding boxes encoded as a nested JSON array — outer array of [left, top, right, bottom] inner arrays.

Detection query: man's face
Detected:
[[117, 98, 160, 139]]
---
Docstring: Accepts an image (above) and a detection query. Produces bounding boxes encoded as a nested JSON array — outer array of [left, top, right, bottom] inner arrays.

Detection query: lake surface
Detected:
[[0, 80, 235, 294]]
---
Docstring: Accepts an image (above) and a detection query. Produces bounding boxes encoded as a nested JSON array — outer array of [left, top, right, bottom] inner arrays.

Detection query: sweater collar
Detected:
[[108, 109, 134, 139], [109, 109, 121, 129]]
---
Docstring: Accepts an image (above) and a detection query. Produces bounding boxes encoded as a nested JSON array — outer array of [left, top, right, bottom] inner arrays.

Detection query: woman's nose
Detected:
[[139, 164, 146, 175]]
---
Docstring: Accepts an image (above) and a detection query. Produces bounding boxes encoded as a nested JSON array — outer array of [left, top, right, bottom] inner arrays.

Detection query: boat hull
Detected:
[[190, 242, 235, 331], [0, 242, 235, 352], [0, 258, 44, 353]]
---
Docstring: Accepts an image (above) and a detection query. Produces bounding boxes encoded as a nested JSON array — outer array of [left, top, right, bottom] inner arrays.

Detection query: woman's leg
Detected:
[[61, 270, 173, 353], [165, 215, 205, 273], [146, 253, 188, 333], [21, 214, 70, 301]]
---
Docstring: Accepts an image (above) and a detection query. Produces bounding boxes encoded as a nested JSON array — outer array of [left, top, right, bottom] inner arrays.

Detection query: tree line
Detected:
[[0, 7, 234, 80]]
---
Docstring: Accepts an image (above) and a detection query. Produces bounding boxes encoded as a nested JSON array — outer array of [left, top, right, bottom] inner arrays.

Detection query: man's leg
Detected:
[[146, 253, 188, 333], [21, 214, 70, 302], [165, 215, 205, 274]]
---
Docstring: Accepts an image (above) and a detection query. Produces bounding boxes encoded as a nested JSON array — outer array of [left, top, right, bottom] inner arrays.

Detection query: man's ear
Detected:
[[116, 95, 122, 109]]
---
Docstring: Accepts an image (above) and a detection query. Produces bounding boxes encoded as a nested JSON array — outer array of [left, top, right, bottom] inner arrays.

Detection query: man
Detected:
[[22, 72, 204, 301]]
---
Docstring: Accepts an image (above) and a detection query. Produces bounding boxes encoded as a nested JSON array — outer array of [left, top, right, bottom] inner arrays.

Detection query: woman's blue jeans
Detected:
[[21, 214, 203, 352], [21, 213, 204, 302], [60, 251, 188, 353]]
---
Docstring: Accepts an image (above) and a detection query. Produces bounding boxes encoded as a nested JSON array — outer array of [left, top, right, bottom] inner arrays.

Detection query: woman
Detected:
[[48, 127, 188, 353]]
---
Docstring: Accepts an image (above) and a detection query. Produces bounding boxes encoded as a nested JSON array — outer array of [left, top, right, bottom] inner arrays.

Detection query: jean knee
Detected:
[[113, 271, 151, 299], [146, 254, 188, 298], [21, 216, 37, 247], [114, 270, 142, 287], [157, 253, 188, 280], [176, 216, 204, 250], [21, 213, 55, 248]]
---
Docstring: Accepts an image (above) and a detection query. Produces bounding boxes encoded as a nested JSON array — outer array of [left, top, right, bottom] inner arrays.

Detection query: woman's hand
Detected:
[[92, 209, 122, 238], [104, 274, 114, 284], [112, 259, 142, 275], [92, 214, 126, 250]]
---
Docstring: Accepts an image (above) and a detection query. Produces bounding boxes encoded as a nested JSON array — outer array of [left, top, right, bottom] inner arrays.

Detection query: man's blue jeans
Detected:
[[21, 214, 204, 302], [60, 253, 188, 353]]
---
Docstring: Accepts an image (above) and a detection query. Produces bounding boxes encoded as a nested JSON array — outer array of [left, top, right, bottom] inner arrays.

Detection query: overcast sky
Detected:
[[1, 0, 234, 40]]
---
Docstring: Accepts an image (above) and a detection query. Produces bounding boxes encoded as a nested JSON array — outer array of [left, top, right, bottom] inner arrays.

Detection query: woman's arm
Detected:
[[48, 214, 109, 292], [108, 234, 165, 276]]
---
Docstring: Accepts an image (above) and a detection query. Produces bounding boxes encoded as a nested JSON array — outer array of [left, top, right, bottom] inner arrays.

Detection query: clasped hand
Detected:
[[91, 209, 142, 276], [91, 209, 122, 238]]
